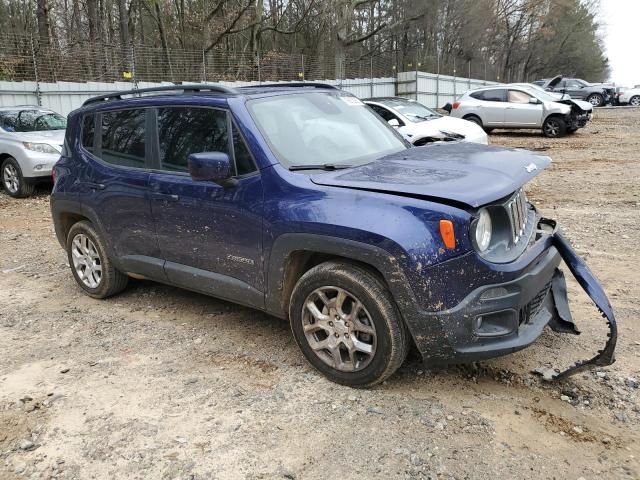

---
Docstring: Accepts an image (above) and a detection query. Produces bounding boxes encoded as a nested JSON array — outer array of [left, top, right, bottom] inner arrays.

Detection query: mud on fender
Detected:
[[534, 231, 618, 381]]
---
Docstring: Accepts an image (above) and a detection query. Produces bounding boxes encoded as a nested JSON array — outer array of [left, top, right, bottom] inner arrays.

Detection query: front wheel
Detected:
[[630, 96, 640, 107], [587, 93, 604, 107], [289, 261, 409, 387], [1, 157, 35, 198], [542, 117, 567, 138]]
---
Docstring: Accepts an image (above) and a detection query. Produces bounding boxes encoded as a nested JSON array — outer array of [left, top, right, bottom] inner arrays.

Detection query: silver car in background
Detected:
[[448, 85, 593, 138], [0, 106, 66, 198]]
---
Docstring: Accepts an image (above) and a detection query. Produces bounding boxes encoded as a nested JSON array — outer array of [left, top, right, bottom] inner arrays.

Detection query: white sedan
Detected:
[[364, 97, 488, 146], [618, 87, 640, 106], [0, 106, 65, 198]]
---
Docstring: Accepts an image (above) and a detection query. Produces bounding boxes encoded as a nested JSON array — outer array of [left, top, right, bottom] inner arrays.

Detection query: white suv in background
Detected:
[[448, 85, 593, 138], [365, 97, 488, 146], [0, 106, 66, 198]]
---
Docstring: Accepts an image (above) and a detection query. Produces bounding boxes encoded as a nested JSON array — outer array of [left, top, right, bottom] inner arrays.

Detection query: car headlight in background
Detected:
[[474, 208, 493, 252], [22, 142, 61, 154]]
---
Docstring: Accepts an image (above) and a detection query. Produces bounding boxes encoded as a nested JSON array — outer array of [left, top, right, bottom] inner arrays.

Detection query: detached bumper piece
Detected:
[[537, 231, 618, 380]]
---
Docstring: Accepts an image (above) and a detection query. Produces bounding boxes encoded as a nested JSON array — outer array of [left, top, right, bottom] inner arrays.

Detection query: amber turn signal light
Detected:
[[439, 220, 456, 249]]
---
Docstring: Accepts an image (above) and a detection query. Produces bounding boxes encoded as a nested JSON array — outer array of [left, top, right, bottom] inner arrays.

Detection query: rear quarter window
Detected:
[[99, 109, 146, 168], [81, 115, 95, 153]]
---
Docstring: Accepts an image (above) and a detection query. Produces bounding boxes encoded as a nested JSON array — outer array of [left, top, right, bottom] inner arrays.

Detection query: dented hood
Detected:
[[310, 143, 551, 208]]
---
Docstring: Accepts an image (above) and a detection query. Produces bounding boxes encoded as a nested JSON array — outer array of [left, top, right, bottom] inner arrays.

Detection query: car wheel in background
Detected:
[[630, 96, 640, 107], [587, 93, 604, 107], [542, 116, 567, 138], [463, 115, 487, 131], [66, 221, 128, 299], [1, 157, 35, 198], [289, 261, 409, 387]]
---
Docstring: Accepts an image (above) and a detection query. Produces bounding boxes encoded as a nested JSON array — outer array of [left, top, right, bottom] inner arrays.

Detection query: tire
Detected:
[[1, 157, 35, 198], [630, 96, 640, 107], [66, 221, 128, 299], [542, 116, 567, 138], [567, 127, 578, 134], [289, 261, 410, 388], [463, 115, 483, 128], [587, 93, 604, 107], [483, 128, 494, 134]]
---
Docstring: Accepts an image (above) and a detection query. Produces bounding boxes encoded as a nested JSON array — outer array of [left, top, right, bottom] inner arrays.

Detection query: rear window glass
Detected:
[[81, 115, 95, 153], [100, 109, 146, 168], [157, 107, 228, 172]]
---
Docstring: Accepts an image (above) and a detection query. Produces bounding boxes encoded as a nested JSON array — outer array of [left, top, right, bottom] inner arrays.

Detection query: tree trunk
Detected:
[[36, 0, 51, 46]]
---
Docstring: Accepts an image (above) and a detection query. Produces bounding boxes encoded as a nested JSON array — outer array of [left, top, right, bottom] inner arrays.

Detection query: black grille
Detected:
[[520, 281, 552, 325]]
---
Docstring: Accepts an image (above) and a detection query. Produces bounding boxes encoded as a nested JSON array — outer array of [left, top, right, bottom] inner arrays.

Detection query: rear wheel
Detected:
[[542, 116, 567, 138], [289, 261, 409, 387], [587, 93, 604, 107], [1, 157, 35, 198], [630, 96, 640, 107], [66, 221, 128, 298], [463, 115, 483, 128]]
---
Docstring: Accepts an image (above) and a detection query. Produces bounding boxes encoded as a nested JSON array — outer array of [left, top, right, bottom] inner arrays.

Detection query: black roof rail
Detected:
[[240, 82, 340, 90], [82, 84, 238, 107]]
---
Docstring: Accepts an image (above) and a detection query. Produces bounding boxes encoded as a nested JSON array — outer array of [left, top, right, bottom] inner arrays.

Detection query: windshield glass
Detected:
[[379, 98, 440, 123], [247, 93, 408, 168], [0, 109, 67, 132], [522, 88, 563, 103]]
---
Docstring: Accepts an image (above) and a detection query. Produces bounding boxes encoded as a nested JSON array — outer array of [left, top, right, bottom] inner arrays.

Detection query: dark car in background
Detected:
[[50, 83, 616, 387], [534, 75, 614, 107]]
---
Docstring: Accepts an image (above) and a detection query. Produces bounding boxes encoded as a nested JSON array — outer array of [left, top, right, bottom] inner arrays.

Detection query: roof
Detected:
[[81, 82, 340, 107], [0, 105, 44, 111]]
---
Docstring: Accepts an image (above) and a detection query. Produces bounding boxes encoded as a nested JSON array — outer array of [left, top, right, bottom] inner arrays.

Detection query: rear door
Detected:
[[79, 108, 162, 277], [472, 89, 506, 126], [147, 106, 264, 307], [505, 90, 543, 127]]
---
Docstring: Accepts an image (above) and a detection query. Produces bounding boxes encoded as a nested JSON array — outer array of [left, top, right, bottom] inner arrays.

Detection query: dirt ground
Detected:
[[1, 108, 639, 480]]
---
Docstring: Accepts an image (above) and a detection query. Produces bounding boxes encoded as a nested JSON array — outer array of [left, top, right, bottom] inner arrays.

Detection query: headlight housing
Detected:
[[23, 142, 61, 154], [473, 208, 493, 252]]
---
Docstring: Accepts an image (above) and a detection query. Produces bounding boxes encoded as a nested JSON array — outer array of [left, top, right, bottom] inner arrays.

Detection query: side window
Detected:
[[566, 80, 582, 88], [482, 89, 506, 102], [81, 114, 95, 153], [100, 109, 146, 168], [157, 107, 228, 173], [472, 89, 505, 102], [232, 124, 256, 176], [369, 105, 400, 124], [508, 90, 532, 104]]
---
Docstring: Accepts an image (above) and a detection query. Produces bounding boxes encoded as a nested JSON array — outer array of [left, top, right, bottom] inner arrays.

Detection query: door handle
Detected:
[[86, 182, 105, 190], [150, 192, 179, 202]]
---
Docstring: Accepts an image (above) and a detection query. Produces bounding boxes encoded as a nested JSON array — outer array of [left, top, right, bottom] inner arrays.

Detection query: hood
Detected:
[[543, 75, 563, 89], [10, 130, 65, 147], [400, 115, 485, 142], [310, 143, 551, 208], [565, 98, 593, 111]]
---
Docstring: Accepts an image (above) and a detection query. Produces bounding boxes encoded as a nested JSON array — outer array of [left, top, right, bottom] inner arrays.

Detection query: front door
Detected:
[[505, 90, 543, 127], [147, 106, 264, 308]]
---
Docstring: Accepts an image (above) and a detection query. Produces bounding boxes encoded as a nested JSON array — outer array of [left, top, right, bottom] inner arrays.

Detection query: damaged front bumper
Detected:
[[417, 218, 617, 379]]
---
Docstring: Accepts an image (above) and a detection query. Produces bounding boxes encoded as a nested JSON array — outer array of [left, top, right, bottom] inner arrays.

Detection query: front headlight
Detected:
[[23, 142, 61, 154], [474, 208, 493, 252]]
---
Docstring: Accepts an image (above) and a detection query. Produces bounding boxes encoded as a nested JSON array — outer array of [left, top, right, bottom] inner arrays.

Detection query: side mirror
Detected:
[[188, 152, 231, 183], [528, 97, 541, 105], [388, 118, 400, 128]]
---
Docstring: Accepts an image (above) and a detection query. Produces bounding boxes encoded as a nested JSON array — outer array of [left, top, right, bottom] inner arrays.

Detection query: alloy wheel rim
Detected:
[[545, 121, 559, 136], [71, 234, 102, 288], [301, 286, 377, 372], [631, 97, 640, 106], [589, 95, 601, 106], [3, 164, 19, 193]]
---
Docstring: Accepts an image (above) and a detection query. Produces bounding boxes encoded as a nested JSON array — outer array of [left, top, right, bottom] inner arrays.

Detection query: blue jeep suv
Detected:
[[50, 84, 616, 387]]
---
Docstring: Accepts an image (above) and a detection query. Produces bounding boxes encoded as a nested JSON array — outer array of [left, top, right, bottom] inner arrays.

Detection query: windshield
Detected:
[[0, 109, 67, 132], [522, 88, 563, 103], [379, 98, 440, 123], [247, 93, 408, 168]]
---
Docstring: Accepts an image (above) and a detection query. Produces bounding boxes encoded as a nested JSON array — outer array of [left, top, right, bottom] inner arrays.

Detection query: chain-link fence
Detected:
[[1, 33, 500, 85]]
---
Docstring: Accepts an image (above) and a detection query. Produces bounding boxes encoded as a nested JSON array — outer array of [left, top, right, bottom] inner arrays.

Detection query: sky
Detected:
[[599, 0, 640, 86]]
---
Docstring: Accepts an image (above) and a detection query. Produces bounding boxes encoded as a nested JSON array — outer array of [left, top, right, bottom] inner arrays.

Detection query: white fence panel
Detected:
[[1, 72, 496, 115]]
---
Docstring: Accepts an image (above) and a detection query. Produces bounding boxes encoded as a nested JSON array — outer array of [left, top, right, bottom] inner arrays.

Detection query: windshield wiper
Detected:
[[289, 164, 353, 171]]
